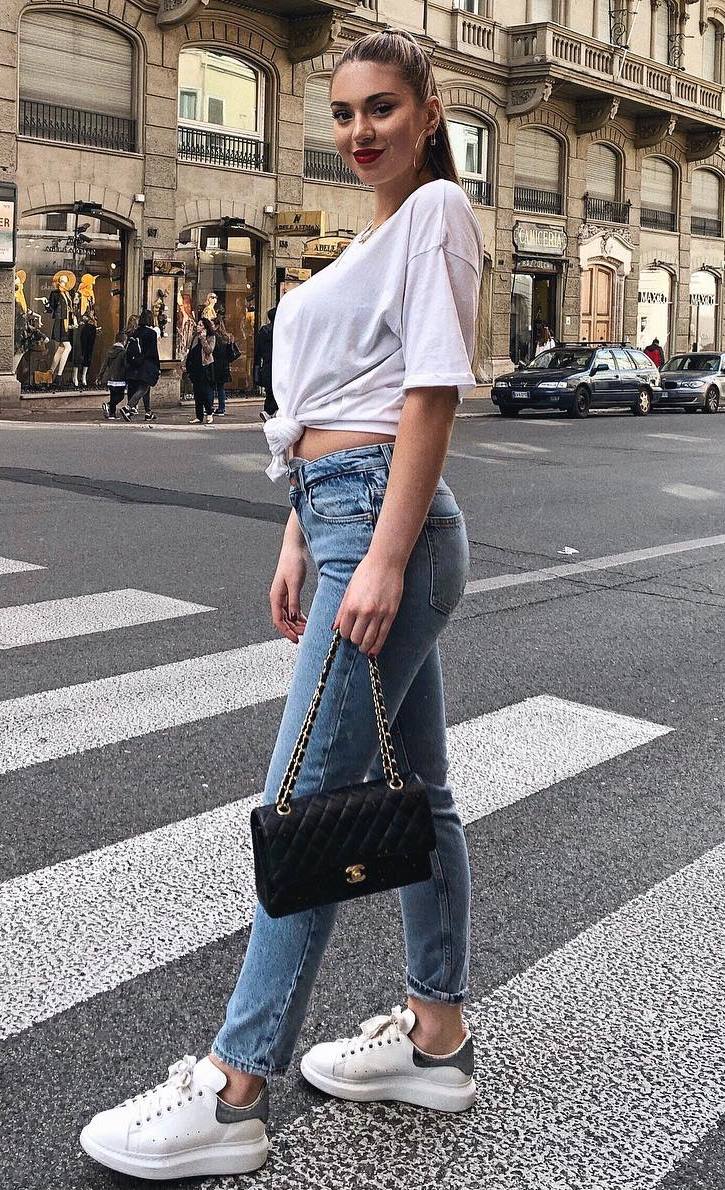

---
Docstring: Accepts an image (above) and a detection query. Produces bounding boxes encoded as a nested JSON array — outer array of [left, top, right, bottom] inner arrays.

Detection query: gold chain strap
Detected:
[[275, 630, 404, 815]]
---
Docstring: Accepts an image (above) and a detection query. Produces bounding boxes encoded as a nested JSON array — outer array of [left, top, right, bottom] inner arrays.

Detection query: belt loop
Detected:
[[380, 442, 394, 469], [288, 459, 306, 492]]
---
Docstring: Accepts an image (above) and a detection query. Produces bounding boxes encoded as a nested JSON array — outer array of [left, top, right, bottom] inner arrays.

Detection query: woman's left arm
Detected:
[[333, 386, 458, 656]]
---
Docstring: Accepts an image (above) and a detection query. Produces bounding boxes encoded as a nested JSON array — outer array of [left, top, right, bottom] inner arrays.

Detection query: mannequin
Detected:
[[72, 275, 99, 388], [152, 288, 169, 338], [47, 270, 77, 384], [201, 291, 218, 321], [13, 269, 27, 374], [177, 289, 195, 361]]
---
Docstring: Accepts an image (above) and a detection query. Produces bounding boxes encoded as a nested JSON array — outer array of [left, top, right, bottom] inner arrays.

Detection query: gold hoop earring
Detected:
[[412, 128, 426, 172]]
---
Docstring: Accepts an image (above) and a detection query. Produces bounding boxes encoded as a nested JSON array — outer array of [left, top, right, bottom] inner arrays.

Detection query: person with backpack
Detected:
[[121, 309, 161, 422], [184, 317, 216, 425], [253, 307, 277, 419], [98, 333, 127, 419]]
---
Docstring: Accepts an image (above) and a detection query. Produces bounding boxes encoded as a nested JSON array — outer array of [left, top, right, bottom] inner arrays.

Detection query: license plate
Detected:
[[512, 390, 527, 400]]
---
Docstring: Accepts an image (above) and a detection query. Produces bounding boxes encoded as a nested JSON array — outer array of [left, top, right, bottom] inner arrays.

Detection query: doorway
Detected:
[[510, 268, 559, 364], [580, 265, 613, 343]]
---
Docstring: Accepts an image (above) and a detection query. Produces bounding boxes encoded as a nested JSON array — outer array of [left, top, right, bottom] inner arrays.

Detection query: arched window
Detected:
[[691, 169, 722, 237], [449, 115, 492, 206], [514, 128, 563, 214], [689, 270, 720, 350], [701, 20, 721, 83], [637, 267, 674, 352], [19, 10, 136, 151], [177, 49, 267, 172], [585, 143, 628, 223], [641, 157, 677, 230]]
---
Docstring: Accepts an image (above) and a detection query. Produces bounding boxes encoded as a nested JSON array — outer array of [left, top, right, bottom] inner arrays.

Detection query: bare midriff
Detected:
[[289, 427, 396, 463]]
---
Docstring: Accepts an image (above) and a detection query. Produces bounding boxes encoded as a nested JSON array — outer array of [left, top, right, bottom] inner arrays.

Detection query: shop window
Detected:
[[19, 11, 136, 152], [641, 157, 677, 231], [637, 267, 673, 352], [303, 75, 361, 186], [584, 144, 629, 224], [691, 169, 722, 237], [177, 49, 267, 172], [514, 128, 563, 215], [13, 210, 126, 392], [449, 117, 492, 206], [689, 271, 719, 350]]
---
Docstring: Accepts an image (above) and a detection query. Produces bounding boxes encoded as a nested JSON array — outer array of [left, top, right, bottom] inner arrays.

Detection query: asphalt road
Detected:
[[1, 406, 724, 1190]]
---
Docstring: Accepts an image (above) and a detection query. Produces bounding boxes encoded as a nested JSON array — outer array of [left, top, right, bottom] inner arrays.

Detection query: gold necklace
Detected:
[[358, 218, 378, 243]]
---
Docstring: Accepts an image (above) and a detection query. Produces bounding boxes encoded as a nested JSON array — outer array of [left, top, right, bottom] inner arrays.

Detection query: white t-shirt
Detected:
[[263, 177, 484, 479]]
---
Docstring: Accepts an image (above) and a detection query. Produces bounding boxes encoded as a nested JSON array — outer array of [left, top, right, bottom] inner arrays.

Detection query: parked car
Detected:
[[656, 352, 723, 414], [491, 344, 662, 419]]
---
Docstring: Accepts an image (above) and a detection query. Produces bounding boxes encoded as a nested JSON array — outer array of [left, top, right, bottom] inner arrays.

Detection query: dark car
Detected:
[[656, 352, 723, 414], [491, 344, 662, 419]]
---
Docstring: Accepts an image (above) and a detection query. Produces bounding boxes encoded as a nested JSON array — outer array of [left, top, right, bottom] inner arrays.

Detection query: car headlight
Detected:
[[538, 380, 568, 390], [493, 382, 510, 389]]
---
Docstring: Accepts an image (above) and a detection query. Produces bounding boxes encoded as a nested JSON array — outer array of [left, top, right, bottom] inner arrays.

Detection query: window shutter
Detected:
[[653, 5, 670, 65], [515, 129, 561, 192], [20, 11, 133, 118], [641, 158, 675, 211], [587, 144, 618, 200], [692, 170, 720, 218], [702, 21, 718, 81], [305, 76, 335, 149]]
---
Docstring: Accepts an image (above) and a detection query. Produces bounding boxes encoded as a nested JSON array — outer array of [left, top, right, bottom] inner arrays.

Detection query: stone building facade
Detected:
[[1, 0, 725, 406]]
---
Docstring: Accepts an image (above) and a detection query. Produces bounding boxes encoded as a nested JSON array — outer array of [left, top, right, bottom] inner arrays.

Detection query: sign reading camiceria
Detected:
[[0, 182, 16, 267], [513, 222, 567, 257], [302, 235, 353, 261], [276, 210, 326, 237]]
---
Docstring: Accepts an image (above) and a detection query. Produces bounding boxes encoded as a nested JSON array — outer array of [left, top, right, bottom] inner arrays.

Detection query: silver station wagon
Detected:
[[657, 353, 724, 414]]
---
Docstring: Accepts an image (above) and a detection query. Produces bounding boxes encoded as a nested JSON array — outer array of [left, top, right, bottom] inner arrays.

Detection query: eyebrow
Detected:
[[329, 92, 398, 109]]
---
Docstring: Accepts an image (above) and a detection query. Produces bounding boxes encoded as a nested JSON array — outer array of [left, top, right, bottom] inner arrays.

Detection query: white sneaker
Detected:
[[300, 1006, 476, 1113], [204, 413, 214, 424], [80, 1055, 269, 1180]]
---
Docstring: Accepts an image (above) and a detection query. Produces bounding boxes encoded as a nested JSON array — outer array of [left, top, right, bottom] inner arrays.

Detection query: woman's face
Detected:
[[196, 319, 205, 333], [329, 62, 438, 188]]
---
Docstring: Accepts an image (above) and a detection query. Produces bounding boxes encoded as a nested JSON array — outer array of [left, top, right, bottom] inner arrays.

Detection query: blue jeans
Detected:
[[212, 443, 472, 1076], [214, 383, 226, 413]]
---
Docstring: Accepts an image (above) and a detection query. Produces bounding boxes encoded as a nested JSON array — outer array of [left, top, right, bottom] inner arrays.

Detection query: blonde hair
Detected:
[[330, 28, 460, 185]]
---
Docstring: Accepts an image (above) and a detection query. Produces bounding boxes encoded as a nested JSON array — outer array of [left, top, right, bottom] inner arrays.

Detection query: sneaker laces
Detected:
[[340, 1005, 415, 1057], [124, 1055, 203, 1123]]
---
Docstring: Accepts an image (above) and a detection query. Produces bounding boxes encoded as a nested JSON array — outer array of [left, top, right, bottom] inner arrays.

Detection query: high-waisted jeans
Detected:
[[212, 443, 472, 1076]]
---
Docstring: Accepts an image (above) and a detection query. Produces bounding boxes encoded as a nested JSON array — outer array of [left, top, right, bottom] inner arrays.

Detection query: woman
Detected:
[[81, 28, 482, 1180], [184, 316, 216, 425], [122, 309, 161, 422], [535, 324, 556, 355], [211, 314, 231, 415]]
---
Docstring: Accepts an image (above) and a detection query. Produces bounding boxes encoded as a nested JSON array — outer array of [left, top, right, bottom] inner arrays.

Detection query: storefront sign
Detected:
[[276, 210, 326, 237], [514, 257, 561, 274], [302, 235, 353, 260], [0, 182, 17, 267], [156, 0, 209, 27], [638, 289, 668, 303], [151, 256, 185, 276], [284, 267, 311, 283], [513, 222, 567, 257]]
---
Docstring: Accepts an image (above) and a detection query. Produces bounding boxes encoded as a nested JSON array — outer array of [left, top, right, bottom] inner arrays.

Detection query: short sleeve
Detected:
[[400, 245, 480, 402]]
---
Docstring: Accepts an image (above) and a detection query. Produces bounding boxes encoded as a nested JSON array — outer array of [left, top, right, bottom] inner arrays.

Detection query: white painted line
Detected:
[[0, 589, 214, 649], [647, 432, 710, 443], [447, 450, 504, 464], [477, 441, 549, 456], [261, 839, 725, 1190], [0, 637, 298, 775], [465, 532, 725, 595], [662, 482, 722, 501], [0, 696, 669, 1038], [0, 556, 45, 577]]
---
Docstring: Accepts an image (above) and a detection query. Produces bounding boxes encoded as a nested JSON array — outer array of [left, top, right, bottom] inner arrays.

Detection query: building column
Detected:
[[0, 10, 20, 408]]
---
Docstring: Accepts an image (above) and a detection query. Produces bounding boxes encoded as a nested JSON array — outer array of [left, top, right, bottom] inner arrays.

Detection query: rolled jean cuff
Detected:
[[211, 1042, 285, 1078], [406, 973, 467, 1005]]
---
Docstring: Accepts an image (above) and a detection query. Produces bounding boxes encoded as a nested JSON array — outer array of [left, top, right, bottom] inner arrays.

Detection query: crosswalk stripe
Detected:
[[0, 589, 214, 649], [0, 637, 298, 775], [0, 556, 44, 576], [0, 696, 669, 1040], [259, 839, 725, 1190]]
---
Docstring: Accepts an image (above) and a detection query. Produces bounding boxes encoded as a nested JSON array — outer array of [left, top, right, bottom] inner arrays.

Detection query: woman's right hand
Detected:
[[270, 543, 308, 643]]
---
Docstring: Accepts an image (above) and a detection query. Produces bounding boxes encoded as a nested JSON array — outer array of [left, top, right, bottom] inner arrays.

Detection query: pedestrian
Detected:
[[98, 332, 127, 420], [644, 337, 665, 368], [254, 306, 277, 419], [184, 317, 216, 425], [81, 28, 481, 1181], [211, 315, 231, 415], [535, 324, 556, 354], [122, 310, 160, 422]]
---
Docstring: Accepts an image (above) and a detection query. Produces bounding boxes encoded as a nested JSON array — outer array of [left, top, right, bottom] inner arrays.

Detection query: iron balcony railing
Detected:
[[584, 196, 631, 225], [514, 186, 563, 215], [178, 125, 268, 172], [304, 147, 365, 186], [19, 98, 136, 152], [691, 214, 723, 237], [640, 206, 677, 231], [461, 177, 492, 205]]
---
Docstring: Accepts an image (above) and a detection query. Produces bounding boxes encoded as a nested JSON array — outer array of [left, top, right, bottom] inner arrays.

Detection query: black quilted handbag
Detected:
[[250, 630, 436, 918]]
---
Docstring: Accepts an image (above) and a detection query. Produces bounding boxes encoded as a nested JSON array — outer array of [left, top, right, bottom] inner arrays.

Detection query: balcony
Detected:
[[641, 207, 677, 232], [19, 99, 136, 153], [691, 214, 723, 237], [584, 196, 631, 225], [178, 125, 268, 172], [304, 147, 365, 187], [514, 186, 563, 215], [461, 177, 492, 206]]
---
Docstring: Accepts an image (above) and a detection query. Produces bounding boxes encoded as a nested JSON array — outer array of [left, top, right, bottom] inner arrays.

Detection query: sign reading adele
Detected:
[[513, 222, 567, 257]]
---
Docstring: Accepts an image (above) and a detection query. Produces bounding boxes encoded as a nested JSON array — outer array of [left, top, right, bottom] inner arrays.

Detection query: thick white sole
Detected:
[[79, 1126, 269, 1179], [299, 1055, 476, 1114]]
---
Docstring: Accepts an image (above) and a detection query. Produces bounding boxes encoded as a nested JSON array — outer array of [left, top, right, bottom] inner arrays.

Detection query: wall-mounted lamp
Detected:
[[134, 193, 146, 204], [264, 205, 276, 215]]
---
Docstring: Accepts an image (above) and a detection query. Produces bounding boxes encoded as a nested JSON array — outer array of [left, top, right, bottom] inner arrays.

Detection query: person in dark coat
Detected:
[[212, 316, 231, 415], [98, 334, 127, 419], [184, 317, 216, 425], [122, 309, 161, 421], [254, 307, 277, 418]]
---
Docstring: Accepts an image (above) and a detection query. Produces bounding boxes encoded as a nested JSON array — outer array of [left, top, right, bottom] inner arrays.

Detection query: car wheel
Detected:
[[499, 402, 520, 418], [632, 387, 652, 416], [567, 386, 590, 419], [704, 387, 720, 414]]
